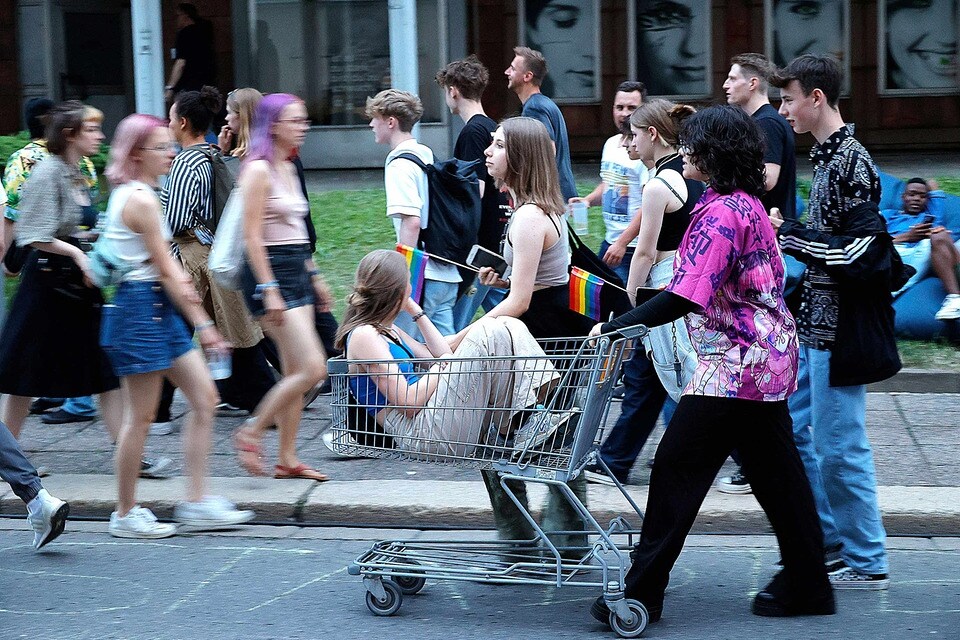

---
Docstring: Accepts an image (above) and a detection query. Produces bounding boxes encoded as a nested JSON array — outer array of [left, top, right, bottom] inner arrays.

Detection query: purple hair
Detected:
[[105, 114, 167, 185], [246, 93, 303, 164]]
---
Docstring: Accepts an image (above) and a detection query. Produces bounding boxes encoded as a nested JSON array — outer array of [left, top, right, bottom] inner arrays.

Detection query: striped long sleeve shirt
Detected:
[[160, 145, 215, 257]]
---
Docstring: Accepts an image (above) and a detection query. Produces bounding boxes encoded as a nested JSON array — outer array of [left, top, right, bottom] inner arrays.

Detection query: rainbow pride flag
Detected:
[[396, 244, 429, 303], [569, 267, 605, 321]]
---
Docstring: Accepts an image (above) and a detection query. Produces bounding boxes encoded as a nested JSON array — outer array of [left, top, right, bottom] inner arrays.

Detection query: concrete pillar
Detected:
[[388, 0, 419, 134], [130, 0, 165, 117]]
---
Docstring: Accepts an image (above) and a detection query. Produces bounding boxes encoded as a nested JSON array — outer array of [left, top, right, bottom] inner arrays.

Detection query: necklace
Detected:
[[654, 152, 681, 174]]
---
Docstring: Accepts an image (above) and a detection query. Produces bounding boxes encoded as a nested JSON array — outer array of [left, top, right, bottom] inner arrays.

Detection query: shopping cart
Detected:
[[327, 326, 651, 638]]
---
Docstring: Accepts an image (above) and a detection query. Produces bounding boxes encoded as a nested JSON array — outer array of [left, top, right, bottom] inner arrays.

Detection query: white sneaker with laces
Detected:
[[174, 495, 255, 529], [829, 566, 889, 590], [717, 468, 753, 494], [27, 489, 69, 550], [109, 506, 177, 539], [935, 294, 960, 321], [513, 409, 576, 451]]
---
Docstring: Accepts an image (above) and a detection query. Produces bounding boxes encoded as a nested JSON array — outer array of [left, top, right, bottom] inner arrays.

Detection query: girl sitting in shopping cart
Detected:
[[334, 250, 564, 459]]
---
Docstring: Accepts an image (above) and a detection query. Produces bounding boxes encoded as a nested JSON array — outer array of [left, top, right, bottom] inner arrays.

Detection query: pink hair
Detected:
[[105, 114, 167, 185]]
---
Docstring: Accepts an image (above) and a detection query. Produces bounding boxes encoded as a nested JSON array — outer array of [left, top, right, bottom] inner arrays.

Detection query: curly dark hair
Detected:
[[679, 105, 766, 197]]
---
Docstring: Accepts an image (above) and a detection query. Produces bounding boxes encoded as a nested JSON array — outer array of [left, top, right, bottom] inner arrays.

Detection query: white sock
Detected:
[[26, 489, 50, 517]]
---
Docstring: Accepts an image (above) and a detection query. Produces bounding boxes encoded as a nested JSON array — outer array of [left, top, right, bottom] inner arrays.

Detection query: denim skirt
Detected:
[[239, 244, 315, 318], [100, 281, 194, 376]]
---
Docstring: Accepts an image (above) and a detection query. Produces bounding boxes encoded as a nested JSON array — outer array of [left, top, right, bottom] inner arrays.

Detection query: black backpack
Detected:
[[390, 153, 482, 262], [189, 144, 237, 233]]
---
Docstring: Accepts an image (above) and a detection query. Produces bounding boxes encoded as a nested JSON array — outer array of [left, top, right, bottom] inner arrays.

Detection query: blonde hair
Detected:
[[226, 88, 263, 159], [364, 89, 424, 133], [82, 106, 104, 123], [335, 250, 411, 350], [629, 99, 695, 149], [499, 117, 565, 215]]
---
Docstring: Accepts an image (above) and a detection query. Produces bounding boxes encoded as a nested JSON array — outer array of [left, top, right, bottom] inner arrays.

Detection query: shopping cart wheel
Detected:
[[393, 574, 427, 595], [365, 579, 403, 616], [608, 599, 648, 638]]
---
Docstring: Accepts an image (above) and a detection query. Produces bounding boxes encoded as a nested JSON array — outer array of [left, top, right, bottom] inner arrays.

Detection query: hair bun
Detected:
[[669, 104, 696, 122], [199, 85, 223, 114]]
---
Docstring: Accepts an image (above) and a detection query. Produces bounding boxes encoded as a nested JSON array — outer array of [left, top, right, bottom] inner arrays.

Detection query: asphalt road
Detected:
[[2, 523, 959, 640]]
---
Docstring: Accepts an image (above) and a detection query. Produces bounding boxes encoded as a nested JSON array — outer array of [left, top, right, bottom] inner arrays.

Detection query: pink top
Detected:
[[262, 179, 309, 246], [666, 188, 798, 402]]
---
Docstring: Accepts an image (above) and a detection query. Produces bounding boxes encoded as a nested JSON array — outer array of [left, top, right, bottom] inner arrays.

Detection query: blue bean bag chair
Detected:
[[882, 172, 960, 339]]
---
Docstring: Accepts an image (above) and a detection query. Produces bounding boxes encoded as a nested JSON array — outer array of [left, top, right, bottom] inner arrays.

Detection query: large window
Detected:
[[253, 0, 444, 125], [631, 0, 712, 98], [519, 0, 602, 103], [878, 0, 959, 95]]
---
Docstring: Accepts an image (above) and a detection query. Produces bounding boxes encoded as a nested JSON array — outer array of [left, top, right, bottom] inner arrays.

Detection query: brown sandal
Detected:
[[274, 463, 329, 482], [233, 427, 266, 476]]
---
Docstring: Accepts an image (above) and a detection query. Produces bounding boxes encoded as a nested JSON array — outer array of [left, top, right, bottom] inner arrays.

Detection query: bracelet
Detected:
[[253, 281, 279, 300], [411, 311, 426, 322], [195, 320, 214, 331]]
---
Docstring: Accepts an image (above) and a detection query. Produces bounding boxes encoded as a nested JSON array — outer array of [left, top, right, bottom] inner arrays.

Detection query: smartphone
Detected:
[[467, 244, 508, 278], [635, 287, 662, 306], [922, 214, 935, 225]]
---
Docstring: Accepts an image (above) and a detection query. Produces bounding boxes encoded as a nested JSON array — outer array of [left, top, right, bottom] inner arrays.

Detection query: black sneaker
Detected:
[[590, 596, 662, 625], [717, 467, 752, 494], [41, 409, 96, 425], [752, 589, 836, 617], [140, 456, 174, 479], [583, 463, 620, 487], [30, 398, 64, 414]]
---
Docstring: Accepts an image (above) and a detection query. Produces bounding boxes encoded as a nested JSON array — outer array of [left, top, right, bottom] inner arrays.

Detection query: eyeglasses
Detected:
[[139, 143, 178, 152]]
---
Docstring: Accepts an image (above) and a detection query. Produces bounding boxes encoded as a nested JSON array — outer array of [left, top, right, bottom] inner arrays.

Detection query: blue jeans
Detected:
[[452, 278, 509, 331], [598, 240, 634, 284], [599, 347, 677, 482], [397, 279, 459, 339], [789, 345, 888, 575], [0, 419, 41, 504]]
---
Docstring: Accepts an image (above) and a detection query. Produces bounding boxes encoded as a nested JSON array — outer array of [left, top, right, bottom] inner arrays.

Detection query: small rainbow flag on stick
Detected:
[[396, 244, 429, 303], [569, 267, 605, 321]]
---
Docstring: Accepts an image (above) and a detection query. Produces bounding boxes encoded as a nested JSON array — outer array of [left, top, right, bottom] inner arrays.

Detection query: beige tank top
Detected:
[[503, 209, 569, 287], [262, 177, 309, 246]]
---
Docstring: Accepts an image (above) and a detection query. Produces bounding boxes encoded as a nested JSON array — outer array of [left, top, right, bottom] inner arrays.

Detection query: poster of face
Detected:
[[632, 0, 711, 97], [879, 0, 959, 94], [764, 0, 850, 93], [519, 0, 602, 103]]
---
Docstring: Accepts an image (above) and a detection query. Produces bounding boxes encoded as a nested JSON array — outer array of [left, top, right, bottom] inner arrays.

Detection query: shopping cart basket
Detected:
[[328, 326, 651, 637]]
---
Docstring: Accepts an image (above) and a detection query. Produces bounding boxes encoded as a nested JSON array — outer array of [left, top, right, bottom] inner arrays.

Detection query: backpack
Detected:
[[190, 144, 237, 233], [389, 152, 482, 263]]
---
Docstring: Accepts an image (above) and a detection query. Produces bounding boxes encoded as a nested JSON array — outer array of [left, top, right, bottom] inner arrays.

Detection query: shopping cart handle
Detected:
[[614, 324, 648, 340]]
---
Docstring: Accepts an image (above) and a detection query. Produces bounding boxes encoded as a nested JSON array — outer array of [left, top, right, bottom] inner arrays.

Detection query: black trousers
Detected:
[[625, 395, 830, 613]]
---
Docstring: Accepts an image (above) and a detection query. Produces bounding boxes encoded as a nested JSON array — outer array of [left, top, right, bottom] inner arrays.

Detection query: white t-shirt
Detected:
[[599, 134, 648, 247], [385, 139, 460, 283]]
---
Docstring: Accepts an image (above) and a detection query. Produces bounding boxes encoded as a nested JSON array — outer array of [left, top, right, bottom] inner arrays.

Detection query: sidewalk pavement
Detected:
[[3, 370, 959, 535]]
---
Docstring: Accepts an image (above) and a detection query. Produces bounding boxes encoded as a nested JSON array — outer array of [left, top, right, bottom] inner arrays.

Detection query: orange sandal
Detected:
[[233, 427, 266, 476], [274, 463, 329, 482]]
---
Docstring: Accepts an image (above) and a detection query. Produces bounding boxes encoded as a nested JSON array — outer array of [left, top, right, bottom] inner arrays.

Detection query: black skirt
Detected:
[[519, 284, 594, 340], [0, 248, 119, 397]]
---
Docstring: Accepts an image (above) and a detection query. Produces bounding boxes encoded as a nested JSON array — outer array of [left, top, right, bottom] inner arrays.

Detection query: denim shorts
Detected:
[[100, 281, 194, 376], [239, 244, 315, 318]]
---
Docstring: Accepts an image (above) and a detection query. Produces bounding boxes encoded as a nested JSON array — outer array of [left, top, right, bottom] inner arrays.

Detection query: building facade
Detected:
[[3, 0, 958, 167]]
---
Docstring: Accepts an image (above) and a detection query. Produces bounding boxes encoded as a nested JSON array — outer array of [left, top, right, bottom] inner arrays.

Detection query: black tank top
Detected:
[[653, 154, 705, 252]]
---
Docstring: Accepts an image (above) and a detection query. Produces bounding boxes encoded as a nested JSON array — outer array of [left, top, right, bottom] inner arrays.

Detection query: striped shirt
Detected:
[[160, 145, 215, 257]]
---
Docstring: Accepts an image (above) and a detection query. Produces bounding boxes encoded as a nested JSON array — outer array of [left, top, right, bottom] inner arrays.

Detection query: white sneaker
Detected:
[[829, 566, 890, 590], [109, 506, 177, 539], [174, 495, 255, 530], [935, 294, 960, 321], [717, 468, 753, 494], [140, 456, 174, 479], [514, 408, 576, 451], [149, 421, 177, 436], [27, 489, 69, 550]]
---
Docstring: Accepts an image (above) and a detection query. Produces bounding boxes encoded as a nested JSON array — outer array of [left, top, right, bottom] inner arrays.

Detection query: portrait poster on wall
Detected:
[[628, 0, 712, 97], [519, 0, 602, 103], [765, 0, 850, 93], [878, 0, 959, 95]]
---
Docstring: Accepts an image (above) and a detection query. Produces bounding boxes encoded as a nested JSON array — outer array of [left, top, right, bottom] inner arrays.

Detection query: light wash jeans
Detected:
[[38, 396, 97, 417], [452, 277, 508, 331], [789, 345, 888, 575], [0, 419, 41, 503], [396, 278, 459, 339]]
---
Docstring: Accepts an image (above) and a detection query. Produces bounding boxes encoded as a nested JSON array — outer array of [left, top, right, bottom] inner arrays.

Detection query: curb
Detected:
[[4, 476, 959, 536], [869, 368, 960, 394]]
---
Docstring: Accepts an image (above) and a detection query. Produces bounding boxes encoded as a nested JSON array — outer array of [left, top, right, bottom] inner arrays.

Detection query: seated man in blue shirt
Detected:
[[881, 178, 960, 320]]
